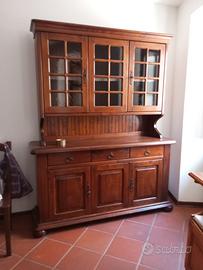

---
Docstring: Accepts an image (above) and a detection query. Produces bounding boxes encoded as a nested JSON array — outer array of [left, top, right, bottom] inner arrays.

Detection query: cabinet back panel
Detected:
[[44, 115, 141, 139]]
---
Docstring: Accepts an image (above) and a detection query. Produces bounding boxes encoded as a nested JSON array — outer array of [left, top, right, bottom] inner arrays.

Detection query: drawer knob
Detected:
[[65, 156, 74, 162], [144, 150, 150, 156], [107, 152, 114, 159]]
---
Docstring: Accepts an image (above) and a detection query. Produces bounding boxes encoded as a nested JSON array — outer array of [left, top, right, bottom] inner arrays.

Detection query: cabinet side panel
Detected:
[[162, 145, 170, 200]]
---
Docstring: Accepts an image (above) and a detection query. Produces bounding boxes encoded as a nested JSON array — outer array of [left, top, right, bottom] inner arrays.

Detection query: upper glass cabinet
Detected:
[[128, 42, 165, 112], [89, 37, 129, 112], [42, 33, 88, 113]]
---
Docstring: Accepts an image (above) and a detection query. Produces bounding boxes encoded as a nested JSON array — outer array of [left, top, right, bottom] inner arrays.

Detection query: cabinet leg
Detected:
[[163, 204, 174, 212], [34, 229, 46, 238]]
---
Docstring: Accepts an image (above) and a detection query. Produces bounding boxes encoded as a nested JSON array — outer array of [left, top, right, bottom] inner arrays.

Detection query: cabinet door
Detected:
[[41, 33, 88, 113], [89, 37, 129, 112], [128, 42, 165, 113], [129, 159, 163, 206], [92, 163, 129, 212], [48, 167, 91, 220]]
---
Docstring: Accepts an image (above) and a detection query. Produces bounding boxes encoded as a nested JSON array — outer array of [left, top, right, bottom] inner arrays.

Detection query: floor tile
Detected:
[[106, 236, 144, 263], [0, 252, 21, 270], [117, 220, 150, 242], [26, 238, 70, 267], [47, 226, 86, 244], [97, 255, 136, 270], [141, 250, 180, 270], [13, 259, 50, 270], [76, 229, 113, 254], [56, 246, 101, 270], [89, 219, 123, 234], [127, 213, 156, 225], [138, 265, 156, 270]]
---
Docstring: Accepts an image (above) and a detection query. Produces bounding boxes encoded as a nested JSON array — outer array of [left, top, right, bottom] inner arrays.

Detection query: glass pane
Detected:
[[67, 60, 82, 74], [133, 94, 145, 105], [110, 63, 123, 76], [49, 40, 65, 56], [148, 64, 159, 77], [95, 93, 108, 106], [49, 76, 65, 90], [68, 93, 82, 106], [67, 42, 81, 58], [147, 80, 159, 92], [110, 94, 122, 106], [148, 50, 160, 62], [67, 77, 82, 90], [49, 58, 65, 73], [134, 80, 145, 92], [135, 48, 147, 62], [51, 93, 66, 107], [95, 62, 108, 75], [111, 47, 123, 60], [134, 64, 146, 77], [95, 78, 108, 91], [146, 94, 158, 106], [95, 45, 108, 59], [110, 79, 123, 91]]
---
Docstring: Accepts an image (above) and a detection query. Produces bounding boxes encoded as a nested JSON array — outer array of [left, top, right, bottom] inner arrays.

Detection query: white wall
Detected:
[[170, 0, 203, 202], [0, 0, 177, 212]]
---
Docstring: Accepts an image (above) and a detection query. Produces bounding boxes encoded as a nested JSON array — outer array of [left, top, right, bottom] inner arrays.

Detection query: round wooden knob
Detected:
[[144, 150, 150, 156]]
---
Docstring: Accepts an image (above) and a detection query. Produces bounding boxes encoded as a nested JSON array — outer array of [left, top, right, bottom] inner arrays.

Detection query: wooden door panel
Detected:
[[92, 163, 128, 212], [130, 159, 163, 206], [48, 166, 91, 219]]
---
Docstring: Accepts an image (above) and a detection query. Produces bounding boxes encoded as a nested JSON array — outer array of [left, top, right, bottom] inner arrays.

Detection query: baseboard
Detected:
[[169, 191, 203, 207]]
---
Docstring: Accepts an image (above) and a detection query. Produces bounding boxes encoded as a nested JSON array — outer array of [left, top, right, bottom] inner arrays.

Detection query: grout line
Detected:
[[93, 219, 125, 270], [86, 227, 116, 235], [9, 237, 46, 270], [177, 219, 187, 270], [106, 254, 137, 265], [152, 224, 183, 233], [20, 258, 52, 269], [138, 263, 158, 270], [52, 226, 89, 269], [135, 213, 157, 270], [125, 219, 152, 227]]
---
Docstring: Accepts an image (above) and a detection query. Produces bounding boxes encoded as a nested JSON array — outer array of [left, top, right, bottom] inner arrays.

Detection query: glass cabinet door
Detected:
[[42, 33, 88, 113], [128, 42, 165, 112], [89, 37, 129, 112]]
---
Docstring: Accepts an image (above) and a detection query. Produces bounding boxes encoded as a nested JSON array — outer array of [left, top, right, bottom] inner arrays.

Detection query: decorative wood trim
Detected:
[[31, 19, 172, 44]]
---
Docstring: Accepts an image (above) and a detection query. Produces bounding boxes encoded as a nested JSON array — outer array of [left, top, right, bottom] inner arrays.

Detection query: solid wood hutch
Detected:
[[30, 19, 175, 236]]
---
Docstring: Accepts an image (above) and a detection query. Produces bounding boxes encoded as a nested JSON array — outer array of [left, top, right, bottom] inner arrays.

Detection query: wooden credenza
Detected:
[[30, 19, 175, 236]]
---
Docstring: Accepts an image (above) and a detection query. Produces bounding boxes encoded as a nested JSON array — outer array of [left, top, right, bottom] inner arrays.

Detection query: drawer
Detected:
[[92, 148, 129, 161], [48, 151, 91, 166], [130, 146, 164, 158]]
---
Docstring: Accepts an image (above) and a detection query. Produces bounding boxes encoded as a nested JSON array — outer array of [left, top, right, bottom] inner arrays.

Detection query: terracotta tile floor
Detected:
[[0, 205, 202, 270]]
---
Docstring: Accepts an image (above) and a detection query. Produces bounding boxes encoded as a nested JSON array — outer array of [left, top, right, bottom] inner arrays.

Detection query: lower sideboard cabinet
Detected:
[[32, 143, 173, 237]]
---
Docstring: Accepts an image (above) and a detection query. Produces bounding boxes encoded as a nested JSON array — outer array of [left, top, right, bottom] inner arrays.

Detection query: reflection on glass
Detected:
[[67, 42, 81, 58], [110, 94, 122, 106], [148, 64, 159, 77], [134, 64, 146, 77], [135, 48, 147, 62], [110, 63, 123, 76], [51, 93, 66, 106], [134, 80, 145, 92], [95, 62, 108, 75], [146, 94, 158, 106], [95, 78, 108, 91], [49, 40, 65, 56], [67, 60, 82, 74], [147, 80, 159, 92], [95, 45, 108, 59], [68, 93, 82, 106], [95, 93, 108, 106], [49, 59, 65, 73], [133, 94, 145, 105], [110, 79, 123, 91], [148, 50, 160, 62], [111, 47, 123, 60], [67, 77, 82, 90], [49, 76, 65, 90]]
